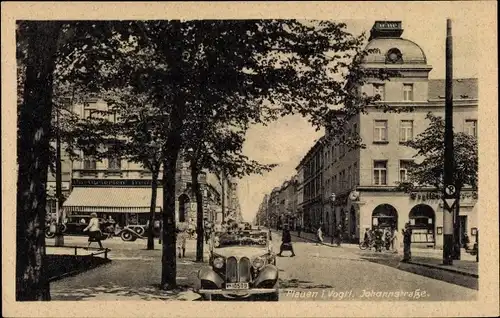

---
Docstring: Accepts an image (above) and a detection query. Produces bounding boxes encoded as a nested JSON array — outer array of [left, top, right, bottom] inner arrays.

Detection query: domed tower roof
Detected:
[[362, 21, 428, 65]]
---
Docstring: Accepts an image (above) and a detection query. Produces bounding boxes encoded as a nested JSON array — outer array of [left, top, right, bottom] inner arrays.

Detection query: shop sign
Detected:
[[72, 179, 156, 187]]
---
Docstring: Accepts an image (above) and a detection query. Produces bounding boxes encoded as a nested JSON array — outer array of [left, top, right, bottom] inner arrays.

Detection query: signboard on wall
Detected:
[[72, 179, 158, 187]]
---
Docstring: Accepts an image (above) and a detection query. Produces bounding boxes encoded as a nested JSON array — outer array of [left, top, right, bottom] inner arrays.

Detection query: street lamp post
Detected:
[[330, 193, 336, 244]]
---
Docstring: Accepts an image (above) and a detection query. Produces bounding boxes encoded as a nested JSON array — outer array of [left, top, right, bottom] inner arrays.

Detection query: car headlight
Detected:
[[252, 256, 265, 269], [213, 257, 225, 269]]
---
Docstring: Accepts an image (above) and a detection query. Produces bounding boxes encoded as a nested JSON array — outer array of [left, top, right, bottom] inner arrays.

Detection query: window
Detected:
[[353, 162, 358, 186], [333, 175, 337, 192], [84, 109, 95, 119], [400, 120, 413, 142], [465, 119, 477, 137], [347, 166, 352, 188], [373, 161, 387, 185], [374, 120, 388, 142], [403, 84, 414, 101], [399, 160, 413, 182], [373, 84, 385, 101], [108, 157, 121, 170], [83, 158, 96, 170]]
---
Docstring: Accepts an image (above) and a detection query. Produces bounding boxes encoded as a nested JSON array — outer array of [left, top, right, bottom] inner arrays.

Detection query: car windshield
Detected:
[[215, 231, 267, 248]]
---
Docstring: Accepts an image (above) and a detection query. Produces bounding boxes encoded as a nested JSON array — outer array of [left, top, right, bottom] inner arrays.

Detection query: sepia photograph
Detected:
[[2, 1, 498, 317]]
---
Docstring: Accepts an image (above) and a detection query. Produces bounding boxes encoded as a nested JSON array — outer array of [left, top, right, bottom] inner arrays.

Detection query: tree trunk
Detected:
[[147, 165, 160, 250], [453, 185, 462, 260], [161, 136, 181, 290], [191, 160, 204, 262], [16, 21, 61, 301]]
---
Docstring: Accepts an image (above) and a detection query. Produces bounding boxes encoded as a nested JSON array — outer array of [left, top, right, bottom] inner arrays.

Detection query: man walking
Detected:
[[402, 223, 412, 262], [316, 226, 324, 246]]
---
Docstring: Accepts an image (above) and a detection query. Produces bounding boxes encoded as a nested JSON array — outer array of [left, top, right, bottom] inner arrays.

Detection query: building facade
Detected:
[[56, 97, 236, 228], [297, 137, 325, 233], [322, 21, 478, 247]]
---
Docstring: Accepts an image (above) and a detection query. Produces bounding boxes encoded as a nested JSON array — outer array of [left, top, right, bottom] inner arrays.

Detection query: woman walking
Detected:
[[316, 226, 324, 246], [83, 213, 104, 250]]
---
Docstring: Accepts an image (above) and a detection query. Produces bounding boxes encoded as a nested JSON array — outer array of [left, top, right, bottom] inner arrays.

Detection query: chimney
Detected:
[[369, 21, 404, 41]]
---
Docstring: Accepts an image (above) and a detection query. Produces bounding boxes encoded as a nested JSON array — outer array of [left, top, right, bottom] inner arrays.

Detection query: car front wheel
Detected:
[[121, 231, 135, 241]]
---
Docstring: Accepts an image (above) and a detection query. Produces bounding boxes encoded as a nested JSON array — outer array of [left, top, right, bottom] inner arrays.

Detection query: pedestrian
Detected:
[[83, 212, 104, 250], [297, 224, 301, 238], [277, 225, 295, 257], [390, 227, 399, 254], [316, 226, 323, 245], [268, 227, 272, 241], [176, 226, 187, 258], [402, 222, 412, 262], [463, 233, 470, 250], [335, 224, 342, 247]]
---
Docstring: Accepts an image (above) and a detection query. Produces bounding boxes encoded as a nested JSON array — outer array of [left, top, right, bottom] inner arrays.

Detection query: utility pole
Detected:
[[55, 106, 64, 247], [220, 170, 226, 223], [442, 19, 456, 265]]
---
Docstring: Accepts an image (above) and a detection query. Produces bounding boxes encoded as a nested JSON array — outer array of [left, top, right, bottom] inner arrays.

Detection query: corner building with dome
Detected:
[[318, 21, 478, 248]]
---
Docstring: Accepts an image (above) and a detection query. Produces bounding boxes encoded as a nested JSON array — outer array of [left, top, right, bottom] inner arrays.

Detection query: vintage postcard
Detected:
[[2, 1, 498, 317]]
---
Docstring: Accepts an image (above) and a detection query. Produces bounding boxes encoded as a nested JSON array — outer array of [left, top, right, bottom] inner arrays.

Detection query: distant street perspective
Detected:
[[47, 229, 477, 301], [15, 16, 481, 305]]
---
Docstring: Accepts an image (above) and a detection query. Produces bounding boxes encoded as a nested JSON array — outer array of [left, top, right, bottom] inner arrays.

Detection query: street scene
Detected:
[[10, 9, 491, 313]]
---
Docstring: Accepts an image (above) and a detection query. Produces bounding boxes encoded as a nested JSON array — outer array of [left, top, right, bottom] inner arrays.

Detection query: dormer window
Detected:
[[386, 48, 403, 64]]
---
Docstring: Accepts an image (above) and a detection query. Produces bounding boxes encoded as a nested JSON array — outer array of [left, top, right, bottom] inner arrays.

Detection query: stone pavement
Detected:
[[275, 229, 478, 277], [49, 237, 207, 301]]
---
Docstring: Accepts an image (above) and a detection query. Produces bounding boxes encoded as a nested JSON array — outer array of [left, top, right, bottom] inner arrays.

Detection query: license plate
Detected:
[[225, 282, 249, 290]]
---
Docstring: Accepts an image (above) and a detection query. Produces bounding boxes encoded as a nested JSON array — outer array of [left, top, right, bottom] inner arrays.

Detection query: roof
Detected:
[[428, 78, 478, 100], [363, 37, 427, 64]]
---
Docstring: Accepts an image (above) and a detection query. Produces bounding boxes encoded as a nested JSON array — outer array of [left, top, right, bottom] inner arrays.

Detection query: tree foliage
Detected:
[[397, 112, 478, 194]]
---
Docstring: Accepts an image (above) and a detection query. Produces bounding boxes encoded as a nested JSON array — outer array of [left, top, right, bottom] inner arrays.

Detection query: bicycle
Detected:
[[359, 239, 375, 250]]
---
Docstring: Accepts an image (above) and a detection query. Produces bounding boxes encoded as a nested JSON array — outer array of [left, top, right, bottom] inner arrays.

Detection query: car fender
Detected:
[[198, 267, 224, 288], [253, 264, 279, 287]]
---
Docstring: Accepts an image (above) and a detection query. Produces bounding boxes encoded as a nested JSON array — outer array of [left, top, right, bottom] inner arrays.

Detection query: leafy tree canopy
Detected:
[[397, 112, 478, 194]]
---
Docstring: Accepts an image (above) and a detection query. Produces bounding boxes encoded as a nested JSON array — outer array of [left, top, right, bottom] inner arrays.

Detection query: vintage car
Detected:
[[45, 215, 110, 238], [197, 230, 279, 301]]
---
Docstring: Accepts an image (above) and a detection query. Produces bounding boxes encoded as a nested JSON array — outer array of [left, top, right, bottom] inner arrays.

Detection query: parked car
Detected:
[[45, 215, 111, 238], [197, 229, 279, 301]]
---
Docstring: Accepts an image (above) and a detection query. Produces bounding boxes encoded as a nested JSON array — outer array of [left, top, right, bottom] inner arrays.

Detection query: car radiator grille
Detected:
[[226, 257, 252, 283]]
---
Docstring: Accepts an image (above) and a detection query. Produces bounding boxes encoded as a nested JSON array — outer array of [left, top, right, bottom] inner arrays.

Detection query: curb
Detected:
[[283, 231, 351, 248], [48, 258, 112, 282], [406, 260, 478, 278], [274, 230, 479, 279]]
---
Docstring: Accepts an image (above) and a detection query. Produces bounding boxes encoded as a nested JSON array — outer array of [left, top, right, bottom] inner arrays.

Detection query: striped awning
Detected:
[[62, 187, 162, 214]]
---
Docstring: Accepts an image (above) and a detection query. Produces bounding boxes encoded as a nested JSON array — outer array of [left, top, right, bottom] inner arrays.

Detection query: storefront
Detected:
[[63, 179, 163, 227]]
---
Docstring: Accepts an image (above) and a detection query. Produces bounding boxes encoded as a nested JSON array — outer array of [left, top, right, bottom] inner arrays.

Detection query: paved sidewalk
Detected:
[[273, 229, 478, 277], [50, 238, 207, 301]]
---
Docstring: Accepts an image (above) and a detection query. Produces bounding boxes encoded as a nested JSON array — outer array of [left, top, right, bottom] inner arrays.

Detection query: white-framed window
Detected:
[[399, 120, 413, 142], [373, 83, 385, 101], [83, 157, 96, 170], [374, 120, 388, 142], [465, 119, 477, 137], [403, 84, 414, 101], [108, 157, 121, 170], [399, 160, 413, 182], [373, 161, 388, 185]]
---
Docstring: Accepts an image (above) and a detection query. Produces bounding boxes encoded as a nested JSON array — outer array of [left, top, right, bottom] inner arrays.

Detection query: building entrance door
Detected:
[[459, 215, 467, 247]]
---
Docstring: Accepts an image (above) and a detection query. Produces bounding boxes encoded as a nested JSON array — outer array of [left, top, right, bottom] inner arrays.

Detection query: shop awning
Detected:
[[62, 187, 163, 214]]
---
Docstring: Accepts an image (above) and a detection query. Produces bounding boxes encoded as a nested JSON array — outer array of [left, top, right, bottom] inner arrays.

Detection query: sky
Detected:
[[236, 18, 479, 222]]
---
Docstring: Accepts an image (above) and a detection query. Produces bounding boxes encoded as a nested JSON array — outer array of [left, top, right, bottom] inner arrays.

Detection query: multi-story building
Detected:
[[255, 194, 269, 226], [268, 187, 281, 228], [295, 165, 305, 230], [59, 97, 231, 227], [322, 21, 478, 247], [297, 137, 325, 233]]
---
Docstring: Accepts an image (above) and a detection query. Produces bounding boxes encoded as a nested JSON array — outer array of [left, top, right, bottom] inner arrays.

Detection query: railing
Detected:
[[46, 244, 111, 260]]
